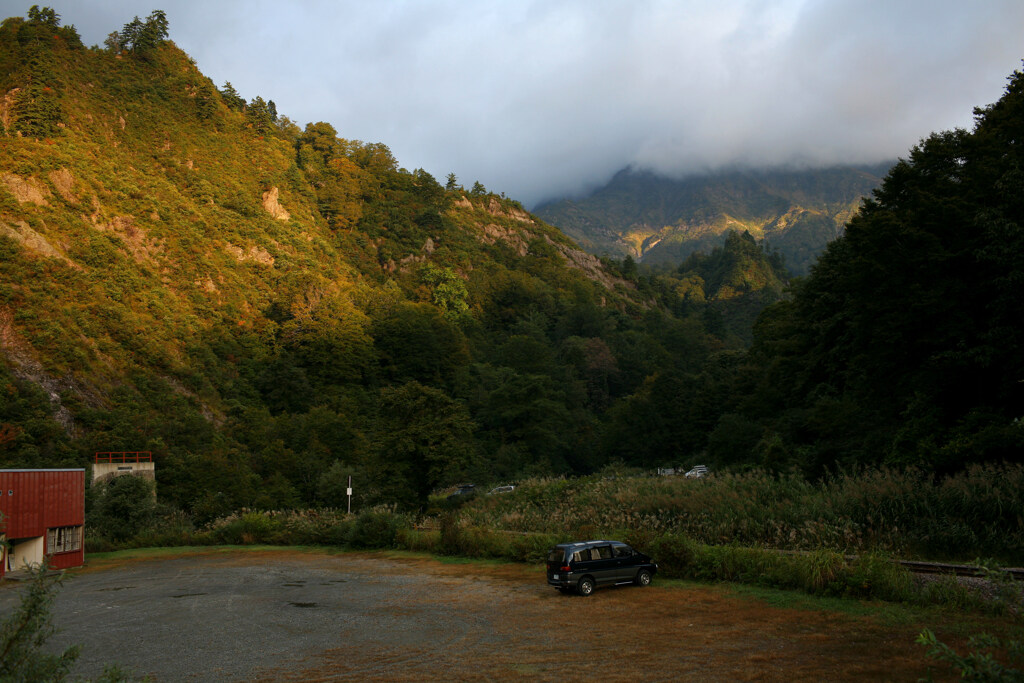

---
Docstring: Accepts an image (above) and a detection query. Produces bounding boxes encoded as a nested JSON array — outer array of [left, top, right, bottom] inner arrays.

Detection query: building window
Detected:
[[47, 526, 82, 554]]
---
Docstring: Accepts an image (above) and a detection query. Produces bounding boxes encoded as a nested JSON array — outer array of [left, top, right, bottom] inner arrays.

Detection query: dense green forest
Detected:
[[0, 8, 1021, 530]]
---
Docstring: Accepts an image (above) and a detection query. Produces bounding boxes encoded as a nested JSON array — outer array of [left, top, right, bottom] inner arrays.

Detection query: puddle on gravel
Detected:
[[171, 593, 208, 599], [290, 601, 317, 608], [97, 586, 133, 592]]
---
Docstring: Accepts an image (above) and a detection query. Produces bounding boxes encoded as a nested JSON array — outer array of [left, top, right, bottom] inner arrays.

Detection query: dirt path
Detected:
[[0, 549, 943, 681]]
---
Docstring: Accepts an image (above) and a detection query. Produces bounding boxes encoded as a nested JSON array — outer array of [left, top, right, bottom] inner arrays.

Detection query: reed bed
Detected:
[[458, 464, 1024, 563]]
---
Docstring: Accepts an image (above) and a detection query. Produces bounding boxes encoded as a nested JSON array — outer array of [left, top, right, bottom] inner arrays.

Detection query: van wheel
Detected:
[[635, 569, 652, 586], [577, 577, 595, 596]]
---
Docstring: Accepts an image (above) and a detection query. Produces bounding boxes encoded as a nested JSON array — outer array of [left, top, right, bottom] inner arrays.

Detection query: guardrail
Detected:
[[897, 560, 1024, 581], [94, 451, 153, 463]]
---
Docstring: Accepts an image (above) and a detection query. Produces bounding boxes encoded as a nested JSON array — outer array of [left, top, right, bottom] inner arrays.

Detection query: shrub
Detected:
[[458, 526, 514, 559], [83, 535, 118, 553], [439, 511, 462, 555], [971, 559, 1024, 616], [919, 576, 979, 612], [803, 549, 846, 594], [88, 475, 157, 543], [844, 552, 912, 601], [396, 527, 440, 554], [209, 510, 283, 545], [917, 629, 1024, 682], [506, 533, 561, 563], [321, 518, 354, 546], [347, 509, 402, 549], [0, 565, 80, 682], [646, 534, 697, 578], [699, 544, 780, 584]]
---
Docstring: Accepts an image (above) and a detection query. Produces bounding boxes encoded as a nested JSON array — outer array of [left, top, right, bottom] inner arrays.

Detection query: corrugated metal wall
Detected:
[[0, 469, 85, 574]]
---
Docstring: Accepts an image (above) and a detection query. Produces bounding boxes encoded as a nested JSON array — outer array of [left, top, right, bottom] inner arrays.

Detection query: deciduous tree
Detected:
[[372, 381, 476, 510]]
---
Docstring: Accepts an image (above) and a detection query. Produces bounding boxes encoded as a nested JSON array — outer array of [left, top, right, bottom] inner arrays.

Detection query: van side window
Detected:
[[596, 545, 613, 560], [573, 551, 585, 562], [613, 544, 632, 558]]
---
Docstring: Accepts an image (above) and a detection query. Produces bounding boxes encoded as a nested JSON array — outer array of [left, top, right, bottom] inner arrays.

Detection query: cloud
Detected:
[[15, 0, 1024, 207]]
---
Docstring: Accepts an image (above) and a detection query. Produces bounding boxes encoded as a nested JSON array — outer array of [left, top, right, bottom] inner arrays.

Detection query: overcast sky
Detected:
[[4, 0, 1022, 207]]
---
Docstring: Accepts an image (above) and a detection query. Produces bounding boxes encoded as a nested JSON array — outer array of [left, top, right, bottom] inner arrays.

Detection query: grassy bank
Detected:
[[85, 498, 1023, 619], [456, 465, 1024, 563]]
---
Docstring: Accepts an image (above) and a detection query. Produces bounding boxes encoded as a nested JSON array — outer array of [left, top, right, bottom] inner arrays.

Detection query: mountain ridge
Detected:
[[535, 162, 893, 274]]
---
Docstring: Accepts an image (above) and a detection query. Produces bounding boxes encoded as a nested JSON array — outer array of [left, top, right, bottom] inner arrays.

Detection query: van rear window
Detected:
[[547, 549, 565, 563]]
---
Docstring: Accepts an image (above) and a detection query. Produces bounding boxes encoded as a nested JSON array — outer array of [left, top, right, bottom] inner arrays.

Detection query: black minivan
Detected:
[[546, 540, 658, 596]]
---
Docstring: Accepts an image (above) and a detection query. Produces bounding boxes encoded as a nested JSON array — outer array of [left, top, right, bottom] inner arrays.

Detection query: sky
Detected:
[[4, 0, 1022, 207]]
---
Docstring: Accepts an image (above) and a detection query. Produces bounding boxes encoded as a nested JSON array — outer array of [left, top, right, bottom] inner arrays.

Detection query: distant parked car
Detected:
[[685, 465, 709, 479], [487, 485, 515, 495], [447, 484, 476, 499], [546, 540, 658, 596]]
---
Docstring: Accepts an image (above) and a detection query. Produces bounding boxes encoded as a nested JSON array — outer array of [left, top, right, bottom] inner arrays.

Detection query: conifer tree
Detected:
[[13, 6, 66, 137], [117, 10, 168, 56], [26, 5, 59, 27], [219, 81, 245, 111], [247, 96, 272, 134]]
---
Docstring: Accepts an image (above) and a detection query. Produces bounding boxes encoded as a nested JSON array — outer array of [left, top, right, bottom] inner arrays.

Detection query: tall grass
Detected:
[[458, 464, 1024, 563], [86, 507, 399, 551]]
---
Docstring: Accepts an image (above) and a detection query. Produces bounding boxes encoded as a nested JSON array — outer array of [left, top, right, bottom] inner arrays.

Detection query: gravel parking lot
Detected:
[[0, 549, 935, 682]]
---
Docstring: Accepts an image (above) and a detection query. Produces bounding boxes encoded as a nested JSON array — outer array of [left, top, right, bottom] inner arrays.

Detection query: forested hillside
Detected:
[[0, 8, 1020, 529], [0, 8, 747, 517], [535, 163, 891, 275], [733, 70, 1024, 474]]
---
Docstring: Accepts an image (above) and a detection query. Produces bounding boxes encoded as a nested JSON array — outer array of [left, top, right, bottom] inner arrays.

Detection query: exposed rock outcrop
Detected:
[[453, 194, 631, 291], [91, 215, 162, 262], [0, 88, 19, 133], [479, 223, 529, 256], [486, 196, 533, 223], [0, 307, 78, 436], [1, 220, 77, 267], [262, 186, 290, 220], [48, 167, 78, 204], [225, 242, 275, 266], [2, 172, 50, 206]]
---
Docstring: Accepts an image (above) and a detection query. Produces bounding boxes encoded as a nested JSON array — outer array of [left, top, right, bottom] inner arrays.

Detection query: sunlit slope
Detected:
[[0, 17, 632, 417]]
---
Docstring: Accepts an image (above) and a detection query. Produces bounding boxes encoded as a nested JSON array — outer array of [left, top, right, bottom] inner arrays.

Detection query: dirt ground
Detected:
[[0, 549, 948, 681]]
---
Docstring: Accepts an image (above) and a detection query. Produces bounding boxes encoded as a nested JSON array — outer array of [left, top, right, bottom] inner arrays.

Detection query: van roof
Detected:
[[554, 539, 620, 549]]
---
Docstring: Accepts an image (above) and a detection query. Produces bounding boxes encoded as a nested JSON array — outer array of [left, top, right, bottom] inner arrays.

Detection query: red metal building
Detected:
[[0, 469, 85, 577]]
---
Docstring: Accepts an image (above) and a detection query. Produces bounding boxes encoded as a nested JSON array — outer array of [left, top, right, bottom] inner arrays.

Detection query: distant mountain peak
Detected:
[[535, 162, 893, 274]]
